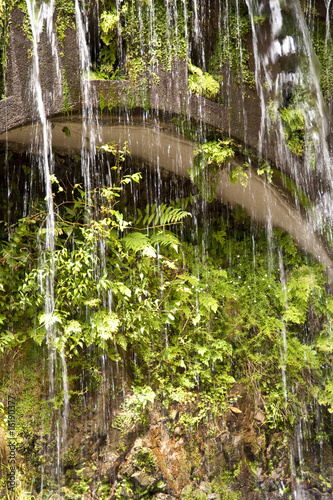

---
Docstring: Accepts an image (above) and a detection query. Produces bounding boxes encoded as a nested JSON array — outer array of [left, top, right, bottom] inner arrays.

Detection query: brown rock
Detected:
[[254, 410, 266, 424]]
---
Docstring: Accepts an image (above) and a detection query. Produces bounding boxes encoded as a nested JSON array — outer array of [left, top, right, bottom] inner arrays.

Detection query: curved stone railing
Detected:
[[2, 116, 333, 281]]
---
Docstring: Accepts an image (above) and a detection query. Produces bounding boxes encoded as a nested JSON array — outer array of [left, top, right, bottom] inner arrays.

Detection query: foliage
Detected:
[[209, 3, 255, 88], [98, 0, 187, 81], [55, 0, 75, 46], [16, 0, 33, 42], [274, 170, 313, 211], [311, 18, 333, 104], [99, 5, 119, 76], [132, 448, 157, 474], [189, 139, 237, 201], [1, 141, 333, 489], [268, 94, 306, 157], [188, 62, 220, 100], [0, 0, 15, 99], [229, 164, 248, 187], [279, 106, 305, 157], [190, 138, 275, 201]]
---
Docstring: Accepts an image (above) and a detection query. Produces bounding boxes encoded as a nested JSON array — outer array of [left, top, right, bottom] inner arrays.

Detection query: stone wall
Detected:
[[0, 5, 80, 135]]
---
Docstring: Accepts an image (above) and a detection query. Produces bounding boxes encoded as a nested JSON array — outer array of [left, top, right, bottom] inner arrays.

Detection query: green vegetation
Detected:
[[279, 106, 305, 156], [275, 170, 314, 211], [16, 0, 33, 42], [209, 3, 255, 89], [62, 69, 70, 114], [189, 139, 237, 201], [16, 0, 75, 47], [1, 145, 333, 494], [1, 144, 333, 418], [268, 96, 306, 157], [55, 0, 75, 47], [189, 138, 275, 201], [97, 0, 187, 82], [3, 1, 333, 496], [0, 0, 15, 99], [310, 18, 333, 103], [98, 3, 118, 77], [188, 62, 220, 100], [0, 0, 6, 99]]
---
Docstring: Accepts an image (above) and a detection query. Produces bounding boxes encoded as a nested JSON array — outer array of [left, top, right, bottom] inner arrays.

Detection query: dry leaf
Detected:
[[229, 406, 242, 414]]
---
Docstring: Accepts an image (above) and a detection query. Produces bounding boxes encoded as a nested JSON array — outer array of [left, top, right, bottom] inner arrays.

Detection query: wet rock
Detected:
[[132, 437, 143, 450], [155, 494, 177, 500], [49, 487, 83, 499], [131, 470, 156, 489], [199, 480, 210, 492], [117, 484, 134, 498], [120, 463, 135, 478], [270, 470, 279, 480], [169, 409, 179, 421], [254, 410, 266, 424], [104, 451, 119, 465], [308, 489, 323, 500], [180, 485, 193, 498], [232, 435, 242, 447], [219, 430, 230, 444]]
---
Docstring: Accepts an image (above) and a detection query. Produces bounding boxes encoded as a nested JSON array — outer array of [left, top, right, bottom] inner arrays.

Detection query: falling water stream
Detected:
[[2, 0, 333, 498]]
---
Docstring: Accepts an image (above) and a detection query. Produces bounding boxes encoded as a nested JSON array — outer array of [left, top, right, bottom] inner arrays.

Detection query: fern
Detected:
[[136, 203, 191, 227], [122, 229, 181, 255], [150, 230, 180, 252], [121, 232, 156, 257]]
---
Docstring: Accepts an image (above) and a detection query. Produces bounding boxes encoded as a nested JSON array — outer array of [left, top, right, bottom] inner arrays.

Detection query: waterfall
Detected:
[[2, 0, 333, 498], [23, 0, 70, 490], [74, 0, 101, 197]]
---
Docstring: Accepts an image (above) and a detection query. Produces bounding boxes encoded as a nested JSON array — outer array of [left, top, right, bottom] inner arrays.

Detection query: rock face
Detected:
[[0, 5, 80, 135], [8, 380, 331, 500]]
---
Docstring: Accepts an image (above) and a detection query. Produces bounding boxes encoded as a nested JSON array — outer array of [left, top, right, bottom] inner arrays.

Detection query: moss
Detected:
[[98, 4, 118, 77], [127, 56, 147, 86], [0, 0, 7, 99], [15, 0, 33, 42], [132, 448, 157, 474], [107, 85, 123, 111], [268, 96, 306, 157], [100, 90, 106, 114], [138, 88, 150, 112], [126, 87, 136, 109], [189, 138, 238, 201]]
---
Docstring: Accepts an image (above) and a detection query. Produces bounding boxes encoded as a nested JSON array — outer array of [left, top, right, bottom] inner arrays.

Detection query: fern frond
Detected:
[[139, 203, 191, 227], [121, 232, 156, 257], [150, 230, 180, 252]]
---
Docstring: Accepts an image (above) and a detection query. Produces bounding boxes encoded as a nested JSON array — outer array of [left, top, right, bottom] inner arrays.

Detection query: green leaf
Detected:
[[62, 126, 71, 137]]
